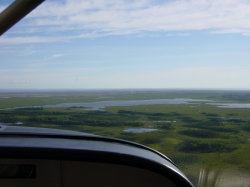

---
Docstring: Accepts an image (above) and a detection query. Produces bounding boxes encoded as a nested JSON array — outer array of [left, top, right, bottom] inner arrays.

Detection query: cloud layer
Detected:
[[1, 0, 250, 44]]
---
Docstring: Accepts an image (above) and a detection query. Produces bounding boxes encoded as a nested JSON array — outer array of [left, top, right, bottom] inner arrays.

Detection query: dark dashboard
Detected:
[[0, 125, 193, 187]]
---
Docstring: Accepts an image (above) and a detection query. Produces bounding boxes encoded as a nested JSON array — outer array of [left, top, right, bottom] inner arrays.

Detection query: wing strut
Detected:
[[0, 0, 45, 36]]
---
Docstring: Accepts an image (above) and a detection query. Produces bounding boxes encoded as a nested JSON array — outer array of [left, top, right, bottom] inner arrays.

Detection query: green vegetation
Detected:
[[0, 90, 250, 185]]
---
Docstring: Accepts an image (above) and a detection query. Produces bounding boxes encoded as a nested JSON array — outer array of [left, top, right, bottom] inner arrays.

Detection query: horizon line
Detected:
[[0, 88, 249, 93]]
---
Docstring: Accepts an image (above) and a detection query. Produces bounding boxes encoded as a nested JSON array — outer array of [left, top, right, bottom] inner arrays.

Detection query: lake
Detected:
[[5, 98, 250, 110], [36, 98, 212, 110], [209, 103, 250, 108], [123, 128, 159, 133]]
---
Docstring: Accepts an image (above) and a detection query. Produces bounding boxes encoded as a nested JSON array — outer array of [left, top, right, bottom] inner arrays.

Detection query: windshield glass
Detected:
[[1, 0, 250, 186]]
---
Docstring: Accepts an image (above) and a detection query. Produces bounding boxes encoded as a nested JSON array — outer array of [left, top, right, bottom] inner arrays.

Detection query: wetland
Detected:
[[0, 89, 250, 185]]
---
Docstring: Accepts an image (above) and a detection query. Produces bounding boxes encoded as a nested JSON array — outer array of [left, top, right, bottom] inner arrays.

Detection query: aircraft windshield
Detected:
[[0, 0, 250, 186]]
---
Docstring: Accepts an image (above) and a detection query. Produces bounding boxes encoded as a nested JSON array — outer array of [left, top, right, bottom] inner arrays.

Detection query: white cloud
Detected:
[[0, 36, 59, 44], [32, 0, 250, 30], [51, 54, 64, 58], [210, 28, 250, 36], [1, 0, 250, 44]]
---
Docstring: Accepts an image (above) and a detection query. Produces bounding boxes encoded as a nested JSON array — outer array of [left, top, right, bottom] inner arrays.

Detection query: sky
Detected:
[[0, 0, 250, 90]]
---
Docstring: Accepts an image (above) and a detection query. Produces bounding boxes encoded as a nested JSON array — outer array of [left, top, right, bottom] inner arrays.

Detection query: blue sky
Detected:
[[0, 0, 250, 89]]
